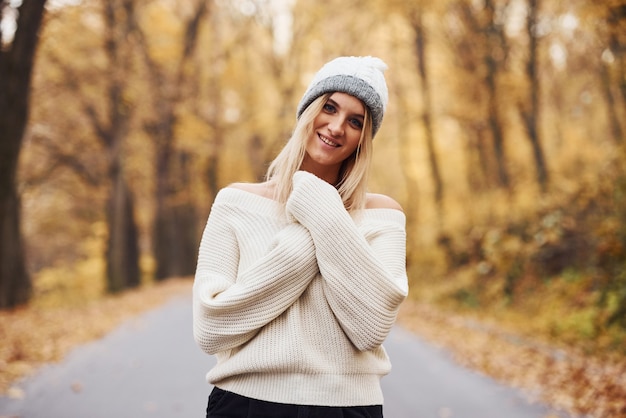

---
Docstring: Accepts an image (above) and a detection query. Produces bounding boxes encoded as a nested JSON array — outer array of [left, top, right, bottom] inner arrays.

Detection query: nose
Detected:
[[327, 116, 344, 137]]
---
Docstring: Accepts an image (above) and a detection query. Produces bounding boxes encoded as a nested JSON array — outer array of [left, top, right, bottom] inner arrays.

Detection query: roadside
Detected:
[[0, 277, 192, 397], [396, 302, 626, 418]]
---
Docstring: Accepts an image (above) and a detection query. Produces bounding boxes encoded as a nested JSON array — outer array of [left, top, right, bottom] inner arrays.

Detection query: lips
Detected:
[[318, 133, 340, 147]]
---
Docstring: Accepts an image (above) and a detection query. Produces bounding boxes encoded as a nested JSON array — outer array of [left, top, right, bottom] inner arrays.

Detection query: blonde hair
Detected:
[[266, 93, 373, 213]]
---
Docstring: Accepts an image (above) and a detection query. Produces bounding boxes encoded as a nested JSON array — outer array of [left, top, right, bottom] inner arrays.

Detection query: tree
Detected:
[[519, 0, 549, 191], [445, 0, 512, 190], [0, 0, 47, 308], [23, 1, 141, 293], [132, 0, 210, 280], [443, 2, 492, 192], [99, 0, 141, 292], [409, 4, 444, 218], [600, 0, 626, 145], [482, 0, 511, 189]]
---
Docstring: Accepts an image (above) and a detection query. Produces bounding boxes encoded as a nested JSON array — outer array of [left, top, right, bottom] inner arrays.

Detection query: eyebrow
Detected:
[[327, 98, 365, 120]]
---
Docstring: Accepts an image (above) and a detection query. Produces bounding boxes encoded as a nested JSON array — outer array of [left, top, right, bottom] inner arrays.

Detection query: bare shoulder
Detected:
[[365, 193, 404, 212], [229, 181, 276, 200]]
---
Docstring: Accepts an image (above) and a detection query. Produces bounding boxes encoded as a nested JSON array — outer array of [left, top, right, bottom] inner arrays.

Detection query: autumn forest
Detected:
[[1, 0, 626, 413]]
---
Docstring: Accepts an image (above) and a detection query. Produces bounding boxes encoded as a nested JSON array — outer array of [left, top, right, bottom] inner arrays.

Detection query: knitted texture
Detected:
[[193, 172, 407, 407], [296, 56, 389, 137]]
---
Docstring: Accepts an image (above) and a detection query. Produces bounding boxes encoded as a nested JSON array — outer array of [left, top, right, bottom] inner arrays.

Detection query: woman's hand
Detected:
[[286, 170, 345, 226]]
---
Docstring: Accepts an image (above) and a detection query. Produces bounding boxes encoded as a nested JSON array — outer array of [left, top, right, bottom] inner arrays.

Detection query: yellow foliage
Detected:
[[139, 3, 183, 68], [175, 111, 213, 152], [32, 222, 107, 308], [33, 258, 106, 309]]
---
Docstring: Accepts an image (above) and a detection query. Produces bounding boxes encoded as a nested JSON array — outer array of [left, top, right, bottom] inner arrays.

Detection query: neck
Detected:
[[299, 163, 340, 186]]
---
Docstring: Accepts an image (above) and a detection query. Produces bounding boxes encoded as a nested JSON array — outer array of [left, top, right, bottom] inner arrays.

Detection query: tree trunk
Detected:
[[463, 122, 491, 191], [154, 206, 197, 279], [106, 163, 141, 292], [399, 134, 421, 263], [600, 63, 624, 145], [486, 67, 509, 188], [0, 190, 31, 307], [603, 3, 626, 145], [0, 0, 47, 308], [153, 149, 198, 280], [411, 7, 444, 219], [484, 0, 510, 189], [521, 0, 549, 191], [100, 0, 141, 292], [606, 3, 626, 106], [152, 120, 175, 280], [395, 83, 421, 260]]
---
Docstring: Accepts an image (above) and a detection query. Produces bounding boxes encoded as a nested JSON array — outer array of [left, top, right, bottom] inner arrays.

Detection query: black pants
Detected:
[[206, 386, 384, 418]]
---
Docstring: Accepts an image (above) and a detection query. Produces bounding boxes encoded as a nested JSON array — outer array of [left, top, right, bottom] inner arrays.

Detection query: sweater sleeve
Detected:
[[286, 171, 408, 351], [193, 196, 319, 355]]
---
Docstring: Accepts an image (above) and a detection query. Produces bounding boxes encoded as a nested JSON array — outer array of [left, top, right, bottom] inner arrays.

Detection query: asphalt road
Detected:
[[0, 294, 569, 418]]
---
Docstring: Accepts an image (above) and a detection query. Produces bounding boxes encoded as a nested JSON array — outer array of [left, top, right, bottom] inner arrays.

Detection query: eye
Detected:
[[349, 117, 363, 130], [323, 103, 336, 113]]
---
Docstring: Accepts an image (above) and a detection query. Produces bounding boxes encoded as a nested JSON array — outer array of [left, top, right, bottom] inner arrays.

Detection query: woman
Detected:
[[193, 56, 408, 418]]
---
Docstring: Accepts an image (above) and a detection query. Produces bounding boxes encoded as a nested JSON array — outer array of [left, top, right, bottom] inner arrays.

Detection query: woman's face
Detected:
[[301, 92, 365, 181]]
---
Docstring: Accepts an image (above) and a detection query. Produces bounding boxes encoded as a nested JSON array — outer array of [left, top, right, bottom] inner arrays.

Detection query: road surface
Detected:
[[0, 294, 569, 418]]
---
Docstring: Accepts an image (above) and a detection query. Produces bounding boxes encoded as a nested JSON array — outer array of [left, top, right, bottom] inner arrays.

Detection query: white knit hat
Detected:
[[296, 56, 389, 137]]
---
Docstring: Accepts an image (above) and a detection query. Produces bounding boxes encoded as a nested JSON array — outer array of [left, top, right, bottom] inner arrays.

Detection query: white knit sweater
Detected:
[[193, 171, 408, 407]]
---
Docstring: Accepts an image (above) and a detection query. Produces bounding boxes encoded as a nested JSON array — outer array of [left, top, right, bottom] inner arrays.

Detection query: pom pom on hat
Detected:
[[296, 56, 389, 138]]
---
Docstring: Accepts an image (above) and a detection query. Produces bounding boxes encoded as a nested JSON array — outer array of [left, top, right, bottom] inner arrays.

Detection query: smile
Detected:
[[318, 133, 340, 147]]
